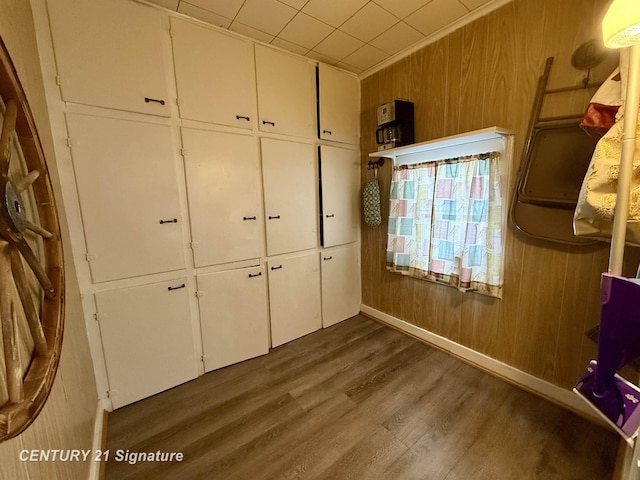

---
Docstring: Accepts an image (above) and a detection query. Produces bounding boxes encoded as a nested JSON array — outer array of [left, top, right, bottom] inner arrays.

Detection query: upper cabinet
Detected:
[[255, 45, 316, 139], [67, 113, 186, 283], [317, 64, 360, 145], [182, 128, 263, 267], [47, 0, 173, 116], [170, 18, 256, 129]]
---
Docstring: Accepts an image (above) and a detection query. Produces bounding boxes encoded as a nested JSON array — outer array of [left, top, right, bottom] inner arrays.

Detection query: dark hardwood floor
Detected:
[[104, 315, 618, 480]]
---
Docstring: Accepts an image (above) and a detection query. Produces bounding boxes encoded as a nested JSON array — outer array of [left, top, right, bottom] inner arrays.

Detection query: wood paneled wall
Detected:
[[0, 1, 97, 478], [360, 0, 640, 390]]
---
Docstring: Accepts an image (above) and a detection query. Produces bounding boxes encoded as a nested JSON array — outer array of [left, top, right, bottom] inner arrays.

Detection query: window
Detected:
[[376, 128, 512, 299]]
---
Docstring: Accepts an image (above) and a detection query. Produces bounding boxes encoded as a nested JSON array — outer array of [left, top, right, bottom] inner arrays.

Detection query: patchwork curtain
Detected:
[[386, 152, 503, 298]]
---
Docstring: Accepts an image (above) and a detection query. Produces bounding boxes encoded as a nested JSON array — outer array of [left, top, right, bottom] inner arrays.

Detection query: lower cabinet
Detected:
[[197, 266, 269, 372], [95, 278, 198, 409], [268, 252, 321, 347], [320, 243, 361, 328]]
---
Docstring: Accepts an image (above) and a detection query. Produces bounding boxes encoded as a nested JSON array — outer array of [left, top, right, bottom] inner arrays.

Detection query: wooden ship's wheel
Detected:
[[0, 38, 64, 442]]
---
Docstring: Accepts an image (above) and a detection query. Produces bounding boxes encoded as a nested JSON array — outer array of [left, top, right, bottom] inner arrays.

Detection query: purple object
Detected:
[[593, 274, 640, 396], [574, 274, 640, 442], [575, 360, 640, 442]]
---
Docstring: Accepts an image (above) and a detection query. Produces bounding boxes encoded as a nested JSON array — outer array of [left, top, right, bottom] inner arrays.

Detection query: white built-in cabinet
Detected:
[[321, 243, 361, 328], [319, 145, 360, 248], [261, 138, 317, 256], [197, 266, 269, 372], [66, 113, 185, 283], [47, 0, 173, 117], [182, 128, 262, 267], [268, 253, 322, 347], [255, 45, 316, 139], [318, 64, 360, 145], [44, 0, 362, 410], [170, 18, 256, 129], [95, 278, 198, 409]]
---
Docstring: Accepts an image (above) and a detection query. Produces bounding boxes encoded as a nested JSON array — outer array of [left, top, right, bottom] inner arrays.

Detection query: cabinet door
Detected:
[[171, 18, 256, 128], [48, 0, 172, 116], [197, 266, 269, 372], [321, 243, 361, 328], [67, 113, 185, 282], [320, 145, 360, 247], [96, 278, 197, 409], [318, 64, 360, 144], [255, 45, 316, 139], [268, 253, 321, 347], [262, 138, 317, 256], [182, 128, 262, 267]]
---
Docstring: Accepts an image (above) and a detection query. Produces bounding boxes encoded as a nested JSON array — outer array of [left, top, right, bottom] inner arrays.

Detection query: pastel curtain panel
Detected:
[[386, 152, 503, 298]]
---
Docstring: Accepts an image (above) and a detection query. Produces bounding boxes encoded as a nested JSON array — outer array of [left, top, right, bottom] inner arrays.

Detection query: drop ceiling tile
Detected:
[[229, 21, 275, 43], [369, 21, 424, 55], [178, 2, 232, 28], [373, 0, 432, 19], [313, 29, 364, 60], [302, 0, 369, 28], [278, 13, 334, 49], [459, 0, 492, 10], [271, 37, 310, 56], [340, 2, 399, 43], [341, 44, 389, 71], [278, 0, 310, 9], [405, 0, 468, 36], [235, 0, 297, 36], [146, 0, 179, 10], [183, 0, 244, 19]]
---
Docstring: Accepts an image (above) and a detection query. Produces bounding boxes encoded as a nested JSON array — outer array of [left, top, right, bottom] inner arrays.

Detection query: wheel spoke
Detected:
[[10, 246, 47, 356], [24, 220, 53, 240], [15, 238, 55, 299], [0, 246, 23, 404], [0, 100, 17, 178], [15, 170, 39, 192]]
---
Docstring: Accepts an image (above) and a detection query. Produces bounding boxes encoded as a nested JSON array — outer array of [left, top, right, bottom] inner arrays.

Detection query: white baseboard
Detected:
[[360, 304, 600, 423], [88, 398, 110, 480]]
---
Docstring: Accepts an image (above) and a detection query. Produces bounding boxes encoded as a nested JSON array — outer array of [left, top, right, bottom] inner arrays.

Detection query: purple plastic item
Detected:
[[575, 360, 640, 443], [573, 274, 640, 442], [593, 274, 640, 396]]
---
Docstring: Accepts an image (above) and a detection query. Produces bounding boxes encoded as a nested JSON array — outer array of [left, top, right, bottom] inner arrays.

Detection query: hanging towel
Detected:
[[363, 178, 382, 227]]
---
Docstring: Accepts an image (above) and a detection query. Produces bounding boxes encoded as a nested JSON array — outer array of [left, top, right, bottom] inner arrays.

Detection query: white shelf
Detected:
[[370, 126, 513, 166]]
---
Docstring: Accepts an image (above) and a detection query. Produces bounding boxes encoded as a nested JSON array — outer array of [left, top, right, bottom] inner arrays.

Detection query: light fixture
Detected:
[[602, 0, 640, 48]]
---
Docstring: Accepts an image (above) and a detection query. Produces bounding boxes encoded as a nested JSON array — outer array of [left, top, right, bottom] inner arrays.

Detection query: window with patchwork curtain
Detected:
[[386, 151, 504, 298]]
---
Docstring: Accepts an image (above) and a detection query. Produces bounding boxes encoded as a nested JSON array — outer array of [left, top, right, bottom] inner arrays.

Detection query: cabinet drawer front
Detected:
[[96, 278, 197, 409], [67, 114, 186, 282]]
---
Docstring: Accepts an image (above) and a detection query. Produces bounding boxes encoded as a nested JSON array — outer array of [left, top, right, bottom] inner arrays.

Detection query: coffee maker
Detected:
[[376, 100, 414, 151]]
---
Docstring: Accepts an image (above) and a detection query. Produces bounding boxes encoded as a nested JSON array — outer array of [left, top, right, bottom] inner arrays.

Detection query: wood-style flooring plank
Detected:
[[104, 315, 618, 480]]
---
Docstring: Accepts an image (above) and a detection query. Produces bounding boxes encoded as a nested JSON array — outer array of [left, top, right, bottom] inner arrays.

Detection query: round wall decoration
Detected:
[[0, 37, 64, 442]]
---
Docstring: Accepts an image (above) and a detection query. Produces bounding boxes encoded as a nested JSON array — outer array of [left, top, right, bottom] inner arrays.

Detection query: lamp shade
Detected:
[[602, 0, 640, 48]]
